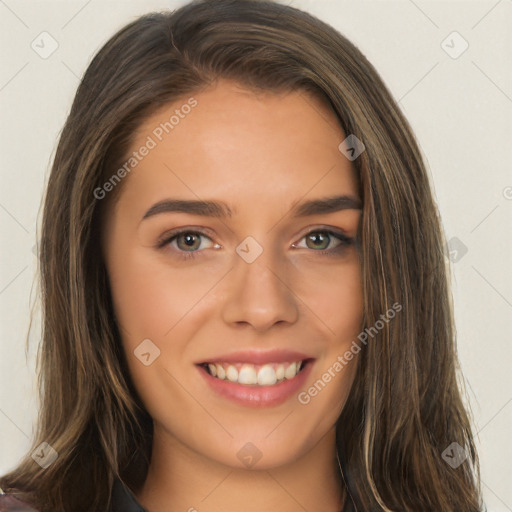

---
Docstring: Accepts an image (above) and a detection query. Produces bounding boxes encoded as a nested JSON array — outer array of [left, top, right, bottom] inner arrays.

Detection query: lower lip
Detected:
[[197, 360, 314, 408]]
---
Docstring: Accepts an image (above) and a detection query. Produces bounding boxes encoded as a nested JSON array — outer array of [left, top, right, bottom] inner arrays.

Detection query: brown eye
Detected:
[[157, 229, 221, 261], [292, 229, 353, 256], [176, 232, 202, 251]]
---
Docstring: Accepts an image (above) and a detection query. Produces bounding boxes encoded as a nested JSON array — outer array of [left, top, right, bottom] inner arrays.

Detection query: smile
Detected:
[[203, 361, 305, 386], [196, 355, 315, 408]]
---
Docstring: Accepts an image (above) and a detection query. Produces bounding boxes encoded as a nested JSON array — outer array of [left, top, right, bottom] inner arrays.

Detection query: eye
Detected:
[[157, 229, 220, 260], [157, 227, 354, 260], [173, 231, 211, 252], [292, 229, 353, 255]]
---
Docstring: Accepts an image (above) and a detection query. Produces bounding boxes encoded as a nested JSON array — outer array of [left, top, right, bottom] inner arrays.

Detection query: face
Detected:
[[102, 79, 363, 470]]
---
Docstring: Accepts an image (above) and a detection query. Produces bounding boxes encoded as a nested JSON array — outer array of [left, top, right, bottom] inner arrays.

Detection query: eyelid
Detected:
[[157, 225, 351, 246], [298, 225, 351, 240], [156, 226, 217, 248], [156, 225, 354, 260], [292, 226, 353, 249]]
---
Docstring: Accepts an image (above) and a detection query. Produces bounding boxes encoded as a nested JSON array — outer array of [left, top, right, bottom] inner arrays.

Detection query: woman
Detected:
[[0, 0, 483, 510]]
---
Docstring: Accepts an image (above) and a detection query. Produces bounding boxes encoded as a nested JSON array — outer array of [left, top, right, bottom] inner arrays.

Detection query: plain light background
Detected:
[[1, 0, 511, 509]]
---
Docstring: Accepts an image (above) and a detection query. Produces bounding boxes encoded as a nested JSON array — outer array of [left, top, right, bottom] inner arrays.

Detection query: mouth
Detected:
[[195, 354, 315, 408], [198, 359, 312, 387]]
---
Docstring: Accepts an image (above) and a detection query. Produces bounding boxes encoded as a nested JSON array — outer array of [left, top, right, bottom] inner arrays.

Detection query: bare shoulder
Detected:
[[0, 493, 40, 512]]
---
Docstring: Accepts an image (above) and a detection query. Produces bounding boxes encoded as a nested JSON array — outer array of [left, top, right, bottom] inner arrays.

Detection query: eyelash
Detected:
[[156, 228, 354, 261]]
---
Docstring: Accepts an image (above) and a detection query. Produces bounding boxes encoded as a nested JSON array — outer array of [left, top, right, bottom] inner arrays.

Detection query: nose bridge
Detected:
[[221, 235, 299, 330]]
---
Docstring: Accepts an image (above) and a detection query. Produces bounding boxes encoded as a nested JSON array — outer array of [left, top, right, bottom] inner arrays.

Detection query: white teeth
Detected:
[[226, 365, 238, 382], [284, 362, 297, 380], [257, 365, 277, 386], [206, 360, 304, 386], [238, 364, 258, 385], [216, 365, 226, 380]]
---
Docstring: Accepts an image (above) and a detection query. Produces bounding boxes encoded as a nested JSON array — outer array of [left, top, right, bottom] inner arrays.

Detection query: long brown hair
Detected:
[[0, 0, 483, 510]]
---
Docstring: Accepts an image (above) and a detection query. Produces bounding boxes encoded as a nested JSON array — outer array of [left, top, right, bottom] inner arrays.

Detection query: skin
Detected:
[[102, 79, 363, 512]]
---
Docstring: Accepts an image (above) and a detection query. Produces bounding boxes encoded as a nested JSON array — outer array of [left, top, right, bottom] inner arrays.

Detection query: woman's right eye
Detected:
[[158, 230, 219, 260]]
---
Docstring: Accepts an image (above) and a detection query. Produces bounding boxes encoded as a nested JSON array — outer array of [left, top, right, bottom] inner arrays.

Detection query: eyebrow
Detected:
[[141, 194, 362, 221]]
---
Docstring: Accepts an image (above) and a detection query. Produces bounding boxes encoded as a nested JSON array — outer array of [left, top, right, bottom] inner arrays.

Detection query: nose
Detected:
[[221, 246, 300, 332]]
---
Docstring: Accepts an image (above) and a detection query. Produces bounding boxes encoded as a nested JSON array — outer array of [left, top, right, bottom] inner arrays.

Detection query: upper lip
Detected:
[[196, 349, 314, 365]]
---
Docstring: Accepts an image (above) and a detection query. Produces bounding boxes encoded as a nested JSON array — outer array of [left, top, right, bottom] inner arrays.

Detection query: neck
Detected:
[[135, 425, 345, 512]]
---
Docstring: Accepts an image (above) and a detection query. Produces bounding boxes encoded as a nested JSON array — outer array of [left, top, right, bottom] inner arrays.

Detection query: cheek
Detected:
[[296, 261, 362, 410], [294, 358, 358, 453], [298, 258, 363, 341], [106, 249, 226, 404], [106, 250, 218, 421], [107, 249, 223, 343]]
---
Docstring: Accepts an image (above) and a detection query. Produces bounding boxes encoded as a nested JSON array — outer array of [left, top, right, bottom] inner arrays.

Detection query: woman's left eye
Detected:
[[157, 228, 353, 260], [292, 230, 353, 255]]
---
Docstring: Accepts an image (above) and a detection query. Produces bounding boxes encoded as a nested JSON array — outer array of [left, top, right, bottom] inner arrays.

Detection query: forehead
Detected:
[[114, 79, 359, 217]]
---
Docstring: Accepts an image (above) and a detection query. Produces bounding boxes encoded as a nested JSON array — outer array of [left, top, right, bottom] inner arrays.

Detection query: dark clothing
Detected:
[[110, 478, 147, 512], [0, 493, 40, 512]]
